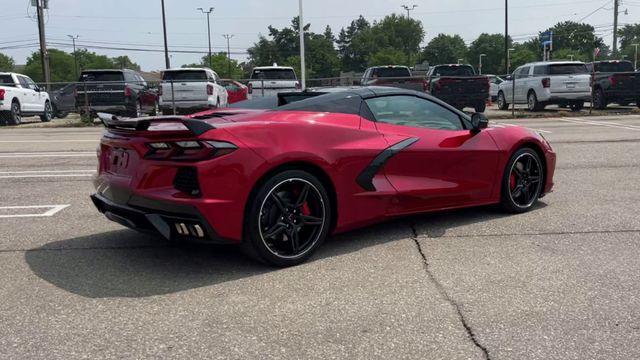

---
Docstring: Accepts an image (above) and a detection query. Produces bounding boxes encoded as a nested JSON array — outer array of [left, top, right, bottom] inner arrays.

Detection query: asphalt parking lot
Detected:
[[1, 115, 639, 359]]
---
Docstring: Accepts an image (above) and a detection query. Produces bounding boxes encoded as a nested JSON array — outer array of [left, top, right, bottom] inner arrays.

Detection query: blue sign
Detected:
[[540, 31, 553, 48]]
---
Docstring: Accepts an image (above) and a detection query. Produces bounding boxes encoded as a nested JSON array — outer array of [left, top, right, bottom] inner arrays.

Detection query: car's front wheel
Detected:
[[497, 91, 509, 110], [242, 170, 331, 267], [500, 148, 545, 213], [40, 101, 53, 122]]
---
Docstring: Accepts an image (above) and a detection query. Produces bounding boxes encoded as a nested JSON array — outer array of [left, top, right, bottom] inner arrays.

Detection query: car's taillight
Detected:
[[295, 81, 301, 90], [0, 89, 4, 101], [609, 76, 617, 87], [541, 78, 550, 88], [124, 86, 132, 97], [207, 84, 214, 96], [144, 140, 237, 161]]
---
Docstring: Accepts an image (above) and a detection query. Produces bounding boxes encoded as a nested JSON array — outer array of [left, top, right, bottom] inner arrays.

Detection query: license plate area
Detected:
[[566, 83, 576, 89], [107, 147, 135, 176]]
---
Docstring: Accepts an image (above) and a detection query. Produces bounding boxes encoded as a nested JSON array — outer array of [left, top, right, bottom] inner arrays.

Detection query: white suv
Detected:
[[0, 72, 53, 125], [159, 68, 228, 115], [247, 65, 300, 97], [497, 61, 591, 111]]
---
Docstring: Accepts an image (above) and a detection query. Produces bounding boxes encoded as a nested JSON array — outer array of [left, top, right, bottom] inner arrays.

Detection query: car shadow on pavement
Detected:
[[25, 203, 546, 299]]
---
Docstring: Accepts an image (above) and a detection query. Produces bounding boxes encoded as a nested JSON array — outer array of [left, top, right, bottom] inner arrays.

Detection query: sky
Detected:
[[1, 0, 638, 71]]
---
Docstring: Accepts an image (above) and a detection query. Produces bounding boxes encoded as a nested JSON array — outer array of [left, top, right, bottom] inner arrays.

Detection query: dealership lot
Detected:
[[1, 116, 639, 359]]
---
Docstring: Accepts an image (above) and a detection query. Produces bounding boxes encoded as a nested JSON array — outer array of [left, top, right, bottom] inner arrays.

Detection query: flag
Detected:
[[594, 47, 601, 58]]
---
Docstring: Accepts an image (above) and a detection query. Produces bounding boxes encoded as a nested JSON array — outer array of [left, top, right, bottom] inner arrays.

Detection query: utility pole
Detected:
[[633, 44, 639, 70], [507, 48, 515, 74], [161, 0, 171, 68], [299, 0, 306, 90], [67, 35, 79, 79], [222, 34, 234, 78], [197, 7, 214, 69], [401, 4, 417, 18], [504, 0, 509, 74], [35, 0, 50, 89], [613, 0, 619, 57]]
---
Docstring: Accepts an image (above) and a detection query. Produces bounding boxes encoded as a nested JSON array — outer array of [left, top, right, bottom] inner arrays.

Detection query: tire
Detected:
[[593, 88, 607, 110], [474, 101, 486, 113], [8, 100, 21, 125], [128, 101, 142, 118], [527, 91, 543, 112], [500, 147, 545, 213], [242, 170, 332, 267], [40, 101, 53, 122], [497, 91, 509, 110], [569, 101, 584, 112]]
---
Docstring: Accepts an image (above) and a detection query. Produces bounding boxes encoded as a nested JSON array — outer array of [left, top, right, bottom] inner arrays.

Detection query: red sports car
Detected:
[[91, 87, 555, 266], [220, 80, 249, 104]]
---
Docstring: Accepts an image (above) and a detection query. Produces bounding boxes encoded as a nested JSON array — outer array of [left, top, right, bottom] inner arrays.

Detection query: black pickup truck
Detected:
[[76, 69, 158, 117], [587, 60, 640, 109], [425, 64, 489, 112]]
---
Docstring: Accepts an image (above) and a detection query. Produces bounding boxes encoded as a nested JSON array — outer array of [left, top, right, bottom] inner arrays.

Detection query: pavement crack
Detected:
[[408, 222, 491, 360]]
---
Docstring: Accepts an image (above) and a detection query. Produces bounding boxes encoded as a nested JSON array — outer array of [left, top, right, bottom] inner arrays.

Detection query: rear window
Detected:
[[372, 67, 411, 78], [251, 68, 297, 80], [548, 64, 588, 75], [433, 66, 475, 76], [594, 61, 635, 73], [0, 75, 15, 86], [162, 70, 208, 81], [79, 71, 124, 82]]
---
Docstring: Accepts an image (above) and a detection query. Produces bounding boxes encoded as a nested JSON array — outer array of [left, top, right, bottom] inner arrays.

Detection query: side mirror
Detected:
[[470, 113, 489, 133], [504, 75, 513, 81]]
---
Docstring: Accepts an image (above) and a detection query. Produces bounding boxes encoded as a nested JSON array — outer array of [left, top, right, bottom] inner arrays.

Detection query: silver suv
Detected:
[[497, 61, 591, 111]]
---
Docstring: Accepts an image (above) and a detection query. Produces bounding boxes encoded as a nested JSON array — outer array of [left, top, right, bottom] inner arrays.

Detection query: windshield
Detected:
[[251, 69, 297, 80], [79, 71, 124, 82], [162, 70, 208, 81], [434, 66, 475, 76], [595, 61, 635, 73], [371, 67, 411, 78], [548, 64, 588, 75]]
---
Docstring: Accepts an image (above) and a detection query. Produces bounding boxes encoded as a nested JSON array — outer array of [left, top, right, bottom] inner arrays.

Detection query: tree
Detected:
[[618, 24, 640, 65], [468, 33, 511, 74], [336, 16, 371, 72], [0, 52, 14, 72], [24, 49, 75, 83], [542, 21, 608, 60], [182, 52, 244, 78], [421, 34, 467, 65], [509, 44, 538, 71], [368, 48, 407, 66], [371, 14, 424, 65], [112, 56, 140, 71]]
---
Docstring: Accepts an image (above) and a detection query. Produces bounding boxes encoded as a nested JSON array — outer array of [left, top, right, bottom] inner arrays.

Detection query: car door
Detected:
[[25, 76, 46, 111], [212, 72, 227, 105], [363, 95, 501, 213], [514, 66, 531, 103], [16, 76, 36, 112]]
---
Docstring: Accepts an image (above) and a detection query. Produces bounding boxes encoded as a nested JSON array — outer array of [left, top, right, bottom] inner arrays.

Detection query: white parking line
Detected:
[[0, 205, 70, 218], [0, 152, 95, 158], [0, 170, 95, 174], [0, 174, 94, 179], [499, 123, 553, 134], [558, 117, 640, 131]]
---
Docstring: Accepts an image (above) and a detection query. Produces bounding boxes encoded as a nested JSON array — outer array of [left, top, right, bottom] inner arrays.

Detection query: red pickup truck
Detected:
[[360, 66, 427, 92]]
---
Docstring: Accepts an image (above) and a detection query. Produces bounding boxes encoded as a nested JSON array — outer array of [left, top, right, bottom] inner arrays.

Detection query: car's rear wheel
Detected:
[[128, 101, 142, 118], [8, 100, 21, 125], [527, 91, 542, 112], [497, 91, 509, 110], [242, 170, 331, 267], [593, 88, 607, 109], [40, 101, 52, 122], [500, 148, 544, 213]]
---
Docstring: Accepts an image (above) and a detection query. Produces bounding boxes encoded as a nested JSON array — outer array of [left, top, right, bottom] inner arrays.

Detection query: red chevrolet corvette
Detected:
[[91, 87, 555, 266]]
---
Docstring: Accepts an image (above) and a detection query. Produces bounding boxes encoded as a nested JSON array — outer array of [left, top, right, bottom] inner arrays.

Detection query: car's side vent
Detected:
[[173, 167, 201, 196]]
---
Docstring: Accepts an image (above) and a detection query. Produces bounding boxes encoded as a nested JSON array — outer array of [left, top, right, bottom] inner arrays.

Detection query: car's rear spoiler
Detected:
[[97, 113, 215, 136]]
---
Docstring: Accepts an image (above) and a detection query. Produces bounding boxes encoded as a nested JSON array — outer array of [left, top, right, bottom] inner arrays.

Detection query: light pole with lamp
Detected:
[[507, 48, 515, 74], [479, 54, 486, 75], [197, 7, 214, 69], [401, 4, 417, 18]]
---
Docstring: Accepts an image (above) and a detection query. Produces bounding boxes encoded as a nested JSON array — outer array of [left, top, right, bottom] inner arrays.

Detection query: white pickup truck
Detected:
[[247, 65, 300, 97], [158, 68, 228, 115], [0, 72, 53, 125]]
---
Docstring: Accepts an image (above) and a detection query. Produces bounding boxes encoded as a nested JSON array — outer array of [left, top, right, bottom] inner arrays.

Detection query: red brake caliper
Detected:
[[302, 202, 311, 215], [510, 172, 516, 190]]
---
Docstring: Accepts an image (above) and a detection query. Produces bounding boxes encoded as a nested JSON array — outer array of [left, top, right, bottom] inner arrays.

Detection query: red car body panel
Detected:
[[92, 90, 556, 244]]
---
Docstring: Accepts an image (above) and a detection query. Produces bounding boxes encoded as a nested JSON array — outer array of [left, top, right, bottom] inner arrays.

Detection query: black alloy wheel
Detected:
[[501, 148, 544, 213], [9, 101, 21, 125], [243, 170, 331, 267], [593, 88, 607, 110], [40, 101, 52, 122], [497, 91, 509, 110]]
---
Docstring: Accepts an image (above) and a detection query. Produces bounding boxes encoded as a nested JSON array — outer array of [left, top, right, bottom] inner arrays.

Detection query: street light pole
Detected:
[[401, 4, 417, 18], [67, 35, 79, 79], [197, 7, 214, 69], [222, 34, 234, 78], [504, 0, 509, 74], [633, 44, 639, 70], [161, 0, 171, 69], [479, 54, 486, 75], [299, 0, 306, 90]]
